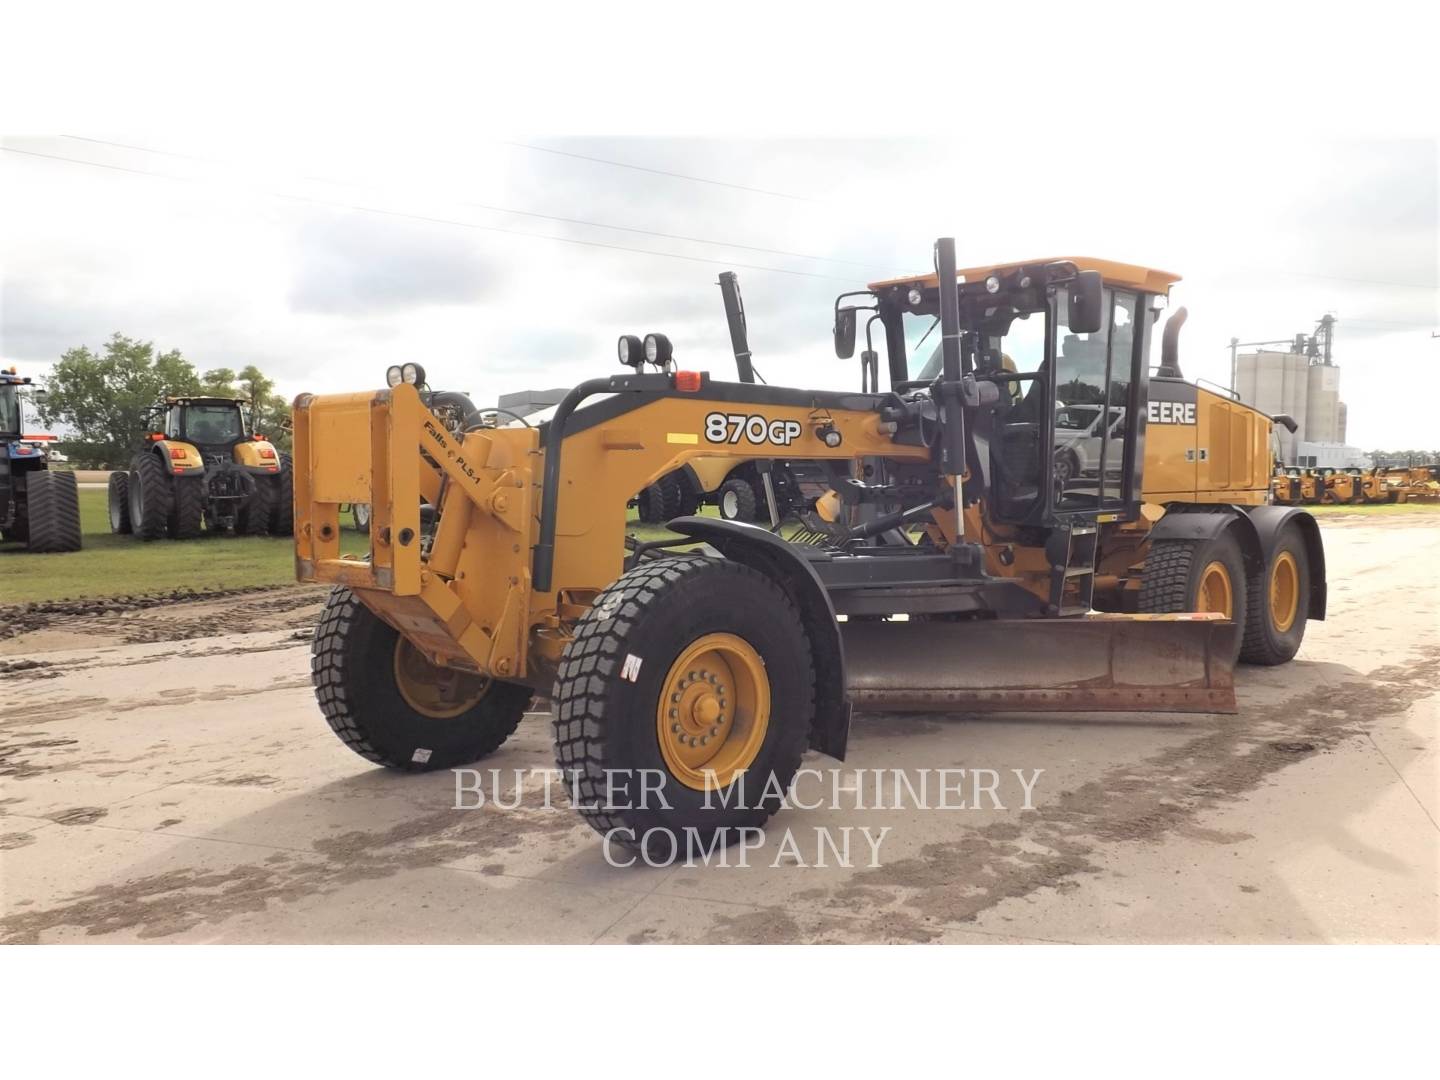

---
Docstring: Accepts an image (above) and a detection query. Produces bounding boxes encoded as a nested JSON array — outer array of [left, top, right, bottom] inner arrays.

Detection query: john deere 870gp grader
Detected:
[[293, 239, 1325, 854]]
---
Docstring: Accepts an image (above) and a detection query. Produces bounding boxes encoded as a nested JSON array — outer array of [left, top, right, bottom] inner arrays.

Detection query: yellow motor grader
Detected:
[[292, 239, 1325, 852]]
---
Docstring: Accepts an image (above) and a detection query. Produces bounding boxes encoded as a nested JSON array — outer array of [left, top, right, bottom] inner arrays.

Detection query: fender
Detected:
[[1242, 505, 1327, 620], [154, 439, 205, 478], [1150, 506, 1263, 574], [665, 515, 850, 761]]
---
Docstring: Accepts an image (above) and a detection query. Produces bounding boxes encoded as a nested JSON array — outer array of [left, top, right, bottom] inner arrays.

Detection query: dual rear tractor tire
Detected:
[[119, 451, 294, 539], [108, 471, 132, 534], [22, 470, 83, 553], [128, 452, 172, 540], [1139, 523, 1310, 666]]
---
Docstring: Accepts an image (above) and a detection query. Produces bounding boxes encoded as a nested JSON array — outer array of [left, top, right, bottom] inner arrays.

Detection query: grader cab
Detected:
[[293, 238, 1325, 853]]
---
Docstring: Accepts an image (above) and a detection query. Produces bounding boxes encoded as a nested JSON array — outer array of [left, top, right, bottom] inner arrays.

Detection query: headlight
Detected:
[[907, 287, 924, 307], [385, 365, 403, 387], [985, 275, 1001, 294], [617, 334, 643, 367], [401, 362, 426, 386], [643, 333, 673, 367]]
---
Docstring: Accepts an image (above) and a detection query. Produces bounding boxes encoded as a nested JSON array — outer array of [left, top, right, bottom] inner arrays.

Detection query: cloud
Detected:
[[286, 209, 497, 315]]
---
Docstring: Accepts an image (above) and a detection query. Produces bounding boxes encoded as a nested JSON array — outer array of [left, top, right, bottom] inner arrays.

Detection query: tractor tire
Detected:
[[239, 479, 272, 536], [169, 476, 205, 539], [268, 453, 295, 536], [312, 587, 533, 771], [552, 555, 815, 859], [128, 452, 173, 541], [1138, 530, 1247, 664], [637, 474, 682, 524], [107, 471, 132, 534], [673, 475, 702, 517], [352, 503, 371, 532], [23, 471, 83, 553], [1240, 523, 1310, 666], [717, 477, 758, 522]]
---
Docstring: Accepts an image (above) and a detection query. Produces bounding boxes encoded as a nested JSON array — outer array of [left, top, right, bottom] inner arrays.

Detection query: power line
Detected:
[[63, 136, 885, 272], [0, 144, 856, 282], [502, 140, 815, 203]]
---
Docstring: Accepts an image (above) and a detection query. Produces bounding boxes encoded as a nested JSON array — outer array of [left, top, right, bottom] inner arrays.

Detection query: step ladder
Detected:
[[1048, 523, 1098, 617]]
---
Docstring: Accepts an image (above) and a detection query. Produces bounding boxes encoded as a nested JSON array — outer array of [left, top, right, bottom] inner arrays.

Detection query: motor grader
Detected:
[[110, 395, 293, 539], [293, 238, 1325, 854]]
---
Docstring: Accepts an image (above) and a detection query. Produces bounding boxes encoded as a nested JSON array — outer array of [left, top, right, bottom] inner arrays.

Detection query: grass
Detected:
[[0, 488, 298, 604], [0, 488, 724, 605]]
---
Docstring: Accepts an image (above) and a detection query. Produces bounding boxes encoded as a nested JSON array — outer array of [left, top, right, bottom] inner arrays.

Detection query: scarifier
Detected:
[[293, 238, 1325, 850]]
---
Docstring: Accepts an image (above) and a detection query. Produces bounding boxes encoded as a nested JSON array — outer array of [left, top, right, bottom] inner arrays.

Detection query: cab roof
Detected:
[[869, 257, 1181, 296], [162, 395, 245, 405]]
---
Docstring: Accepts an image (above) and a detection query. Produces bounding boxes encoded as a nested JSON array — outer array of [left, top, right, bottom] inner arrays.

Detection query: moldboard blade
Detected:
[[842, 614, 1236, 714]]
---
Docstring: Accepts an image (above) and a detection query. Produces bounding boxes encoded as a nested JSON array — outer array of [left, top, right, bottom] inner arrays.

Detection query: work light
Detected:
[[386, 365, 403, 387], [401, 362, 426, 386], [907, 287, 924, 307], [643, 333, 673, 367], [617, 334, 643, 367]]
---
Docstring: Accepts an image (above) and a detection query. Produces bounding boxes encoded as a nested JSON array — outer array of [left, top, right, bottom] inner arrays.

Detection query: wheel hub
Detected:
[[1269, 551, 1299, 632], [656, 633, 769, 791], [392, 638, 491, 718], [1197, 560, 1233, 618]]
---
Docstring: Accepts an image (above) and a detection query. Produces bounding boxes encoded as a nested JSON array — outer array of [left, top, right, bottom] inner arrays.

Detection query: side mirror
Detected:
[[833, 307, 857, 359], [1067, 270, 1104, 335]]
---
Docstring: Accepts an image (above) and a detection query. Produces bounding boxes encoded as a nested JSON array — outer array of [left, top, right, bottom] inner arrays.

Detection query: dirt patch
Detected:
[[48, 806, 109, 826], [0, 789, 587, 943], [801, 649, 1440, 931], [0, 585, 326, 655]]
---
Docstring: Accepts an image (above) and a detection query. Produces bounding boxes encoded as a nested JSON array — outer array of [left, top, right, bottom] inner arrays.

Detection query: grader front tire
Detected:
[[311, 587, 533, 771], [551, 555, 815, 858]]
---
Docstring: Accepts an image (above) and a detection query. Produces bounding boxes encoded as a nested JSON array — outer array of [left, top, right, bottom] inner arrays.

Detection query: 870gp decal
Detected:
[[705, 412, 803, 446]]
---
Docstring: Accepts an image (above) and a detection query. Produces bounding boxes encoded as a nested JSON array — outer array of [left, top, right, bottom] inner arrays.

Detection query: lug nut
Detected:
[[700, 736, 710, 746], [671, 723, 682, 734], [709, 726, 720, 737], [668, 708, 677, 719]]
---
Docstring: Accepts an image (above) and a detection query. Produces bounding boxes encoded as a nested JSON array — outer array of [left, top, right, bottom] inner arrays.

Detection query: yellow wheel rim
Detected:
[[1269, 551, 1299, 633], [656, 633, 770, 792], [392, 638, 491, 718], [1197, 560, 1233, 618]]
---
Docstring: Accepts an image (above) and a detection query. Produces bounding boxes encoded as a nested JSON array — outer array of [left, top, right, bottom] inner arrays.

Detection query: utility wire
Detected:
[[62, 136, 886, 272], [0, 145, 857, 282], [501, 140, 815, 203]]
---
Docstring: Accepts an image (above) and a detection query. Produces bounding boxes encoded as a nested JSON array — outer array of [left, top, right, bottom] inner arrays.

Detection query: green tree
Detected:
[[37, 334, 200, 467], [200, 368, 238, 395], [237, 364, 291, 453]]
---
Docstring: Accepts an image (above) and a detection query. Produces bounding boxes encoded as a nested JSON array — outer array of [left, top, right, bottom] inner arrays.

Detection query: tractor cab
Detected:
[[152, 396, 251, 455], [835, 255, 1179, 531]]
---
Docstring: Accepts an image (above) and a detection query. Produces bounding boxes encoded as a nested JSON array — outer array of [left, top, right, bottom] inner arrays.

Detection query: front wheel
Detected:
[[312, 587, 533, 770], [552, 555, 816, 858]]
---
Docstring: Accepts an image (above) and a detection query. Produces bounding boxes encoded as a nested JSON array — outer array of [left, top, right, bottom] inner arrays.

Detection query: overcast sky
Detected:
[[1, 133, 1435, 447]]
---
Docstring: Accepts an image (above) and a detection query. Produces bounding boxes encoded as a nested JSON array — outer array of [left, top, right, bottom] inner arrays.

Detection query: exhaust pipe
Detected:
[[1157, 307, 1188, 379]]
